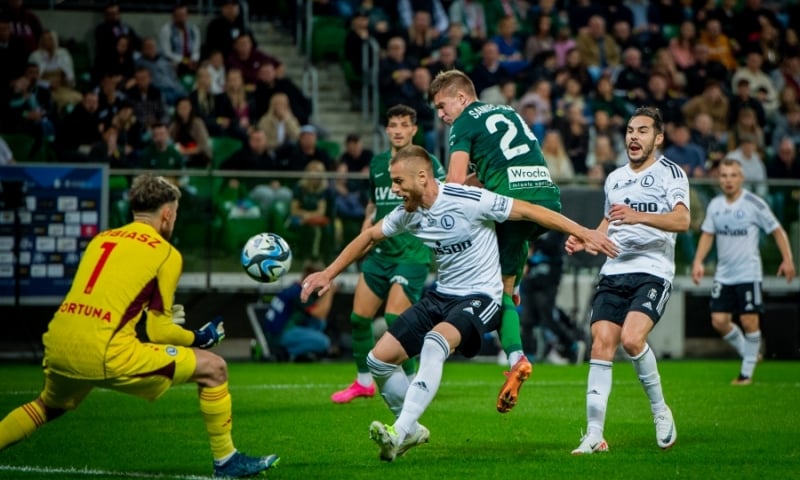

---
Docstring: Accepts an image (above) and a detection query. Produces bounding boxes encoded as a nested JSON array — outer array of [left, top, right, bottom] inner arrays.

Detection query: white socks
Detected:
[[356, 372, 373, 387], [394, 331, 450, 442], [367, 352, 409, 418], [723, 324, 746, 357], [586, 359, 613, 438], [630, 344, 667, 415], [741, 331, 761, 378]]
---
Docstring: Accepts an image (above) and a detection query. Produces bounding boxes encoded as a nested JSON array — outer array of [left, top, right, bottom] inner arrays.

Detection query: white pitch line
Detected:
[[0, 464, 212, 480]]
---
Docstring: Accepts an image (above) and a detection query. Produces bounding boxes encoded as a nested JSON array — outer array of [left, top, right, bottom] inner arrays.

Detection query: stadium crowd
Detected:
[[0, 0, 798, 257]]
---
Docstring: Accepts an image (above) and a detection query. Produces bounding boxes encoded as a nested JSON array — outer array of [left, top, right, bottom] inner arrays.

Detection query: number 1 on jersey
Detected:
[[84, 242, 117, 294]]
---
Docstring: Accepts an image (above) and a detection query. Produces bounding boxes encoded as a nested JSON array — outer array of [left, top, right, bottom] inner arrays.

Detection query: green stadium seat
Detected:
[[311, 16, 348, 63], [211, 136, 243, 168], [316, 139, 341, 160]]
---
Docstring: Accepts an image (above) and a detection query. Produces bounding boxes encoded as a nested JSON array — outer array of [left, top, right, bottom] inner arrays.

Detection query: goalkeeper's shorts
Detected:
[[41, 344, 197, 409]]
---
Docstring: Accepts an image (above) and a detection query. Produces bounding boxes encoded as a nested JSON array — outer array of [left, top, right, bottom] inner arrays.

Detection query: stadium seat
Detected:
[[316, 139, 341, 159], [211, 136, 243, 168], [1, 134, 35, 162], [311, 16, 348, 63]]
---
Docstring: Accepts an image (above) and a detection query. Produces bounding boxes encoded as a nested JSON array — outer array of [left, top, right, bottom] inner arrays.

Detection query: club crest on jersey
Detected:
[[471, 299, 482, 308], [166, 346, 178, 356], [641, 175, 655, 187], [441, 215, 455, 230], [736, 209, 745, 219]]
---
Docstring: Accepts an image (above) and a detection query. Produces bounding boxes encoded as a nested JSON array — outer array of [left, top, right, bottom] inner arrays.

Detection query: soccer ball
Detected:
[[241, 232, 292, 283]]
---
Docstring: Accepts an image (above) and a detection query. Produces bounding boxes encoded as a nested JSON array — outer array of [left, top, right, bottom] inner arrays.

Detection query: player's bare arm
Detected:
[[301, 221, 387, 301], [361, 200, 376, 231], [691, 232, 715, 285], [607, 203, 690, 232], [566, 218, 610, 255], [508, 200, 618, 258], [445, 151, 470, 184], [771, 226, 796, 283]]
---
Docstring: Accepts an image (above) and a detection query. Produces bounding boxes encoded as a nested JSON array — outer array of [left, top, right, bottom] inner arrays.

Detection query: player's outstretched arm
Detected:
[[691, 232, 715, 285], [301, 221, 387, 301], [771, 226, 796, 283], [445, 151, 470, 184], [509, 200, 618, 258]]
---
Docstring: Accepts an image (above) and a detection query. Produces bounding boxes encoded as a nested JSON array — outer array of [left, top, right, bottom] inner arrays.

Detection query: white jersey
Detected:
[[701, 189, 780, 284], [381, 183, 512, 304], [600, 156, 690, 282]]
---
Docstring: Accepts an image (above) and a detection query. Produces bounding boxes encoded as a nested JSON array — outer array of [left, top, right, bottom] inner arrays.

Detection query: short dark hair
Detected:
[[385, 104, 417, 125], [345, 133, 360, 143], [630, 106, 664, 135]]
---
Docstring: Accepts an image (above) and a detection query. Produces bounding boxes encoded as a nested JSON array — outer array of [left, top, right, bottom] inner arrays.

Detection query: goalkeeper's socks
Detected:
[[199, 382, 235, 461], [0, 400, 47, 450], [213, 449, 237, 466]]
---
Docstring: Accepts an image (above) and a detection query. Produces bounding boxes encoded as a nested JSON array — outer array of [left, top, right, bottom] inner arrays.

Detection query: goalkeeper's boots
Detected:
[[571, 432, 609, 455], [496, 356, 532, 413], [331, 380, 376, 403], [213, 451, 279, 478], [369, 421, 429, 462]]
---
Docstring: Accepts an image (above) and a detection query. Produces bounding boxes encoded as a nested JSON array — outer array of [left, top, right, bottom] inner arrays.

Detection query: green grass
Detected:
[[0, 360, 798, 479]]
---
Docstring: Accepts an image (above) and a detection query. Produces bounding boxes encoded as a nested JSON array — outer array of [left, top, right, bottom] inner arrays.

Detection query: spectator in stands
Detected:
[[490, 14, 528, 75], [140, 122, 184, 171], [3, 0, 41, 55], [770, 103, 800, 155], [444, 22, 477, 71], [136, 37, 187, 106], [590, 74, 630, 131], [275, 125, 334, 172], [169, 97, 211, 168], [727, 106, 765, 154], [610, 18, 643, 55], [204, 0, 251, 58], [733, 0, 780, 52], [469, 41, 511, 97], [288, 160, 332, 261], [518, 79, 552, 140], [253, 62, 311, 126], [731, 50, 779, 118], [403, 67, 435, 153], [540, 130, 574, 181], [752, 17, 782, 73], [556, 101, 590, 175], [554, 75, 590, 121], [684, 42, 729, 98], [126, 67, 168, 128], [576, 15, 621, 82], [682, 80, 730, 141], [668, 19, 697, 71], [205, 50, 226, 94], [485, 0, 530, 37], [690, 112, 726, 169], [0, 16, 26, 89], [650, 47, 687, 94], [480, 77, 518, 109], [525, 12, 555, 64], [644, 72, 683, 129], [159, 3, 201, 77], [261, 260, 335, 362], [767, 137, 800, 225], [397, 0, 448, 39], [88, 125, 130, 167], [93, 1, 140, 71], [334, 133, 371, 247], [772, 52, 800, 105], [726, 134, 767, 196], [729, 78, 767, 128], [552, 24, 576, 68], [56, 90, 102, 162], [556, 47, 592, 95], [354, 0, 392, 48], [697, 17, 738, 71], [256, 92, 301, 159], [8, 63, 55, 146], [586, 132, 622, 180], [344, 8, 372, 103], [587, 108, 626, 162], [378, 36, 416, 108], [567, 0, 602, 35], [426, 44, 464, 78], [215, 68, 253, 142], [189, 66, 222, 136], [93, 34, 136, 86], [448, 0, 487, 46], [28, 30, 81, 113], [109, 100, 145, 163], [614, 47, 649, 104], [95, 73, 126, 125], [707, 0, 737, 39], [226, 33, 282, 88], [406, 10, 443, 66], [664, 123, 707, 178]]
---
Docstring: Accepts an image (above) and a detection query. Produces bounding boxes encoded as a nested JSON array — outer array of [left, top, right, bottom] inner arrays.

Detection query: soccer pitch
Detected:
[[0, 360, 798, 480]]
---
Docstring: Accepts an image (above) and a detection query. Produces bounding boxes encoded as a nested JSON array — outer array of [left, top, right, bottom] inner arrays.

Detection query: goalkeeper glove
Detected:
[[193, 316, 225, 349], [171, 304, 186, 325]]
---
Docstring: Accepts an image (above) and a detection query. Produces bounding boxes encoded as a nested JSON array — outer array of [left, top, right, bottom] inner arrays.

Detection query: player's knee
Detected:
[[620, 335, 646, 357], [195, 350, 228, 385]]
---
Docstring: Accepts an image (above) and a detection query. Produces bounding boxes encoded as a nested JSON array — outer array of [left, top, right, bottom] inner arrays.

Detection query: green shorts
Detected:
[[360, 254, 429, 303], [496, 199, 561, 277]]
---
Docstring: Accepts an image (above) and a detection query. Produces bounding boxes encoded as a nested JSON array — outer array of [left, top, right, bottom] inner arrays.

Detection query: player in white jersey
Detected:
[[691, 159, 795, 385], [300, 145, 618, 462], [566, 107, 690, 455]]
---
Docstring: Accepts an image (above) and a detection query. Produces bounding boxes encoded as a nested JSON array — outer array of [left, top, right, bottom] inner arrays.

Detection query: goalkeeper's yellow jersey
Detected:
[[43, 221, 194, 380]]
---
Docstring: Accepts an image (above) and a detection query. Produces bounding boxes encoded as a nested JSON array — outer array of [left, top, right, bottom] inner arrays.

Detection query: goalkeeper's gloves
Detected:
[[171, 304, 186, 325], [192, 316, 225, 349]]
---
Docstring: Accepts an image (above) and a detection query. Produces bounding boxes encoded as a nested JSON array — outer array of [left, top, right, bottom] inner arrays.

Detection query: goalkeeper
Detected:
[[0, 174, 278, 478]]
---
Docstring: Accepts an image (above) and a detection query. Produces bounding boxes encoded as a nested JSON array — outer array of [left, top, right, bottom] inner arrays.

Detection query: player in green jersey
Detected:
[[330, 104, 446, 403], [430, 69, 562, 413]]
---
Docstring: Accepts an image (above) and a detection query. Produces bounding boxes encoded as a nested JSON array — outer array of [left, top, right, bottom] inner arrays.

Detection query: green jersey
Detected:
[[449, 101, 560, 203], [368, 149, 445, 263]]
